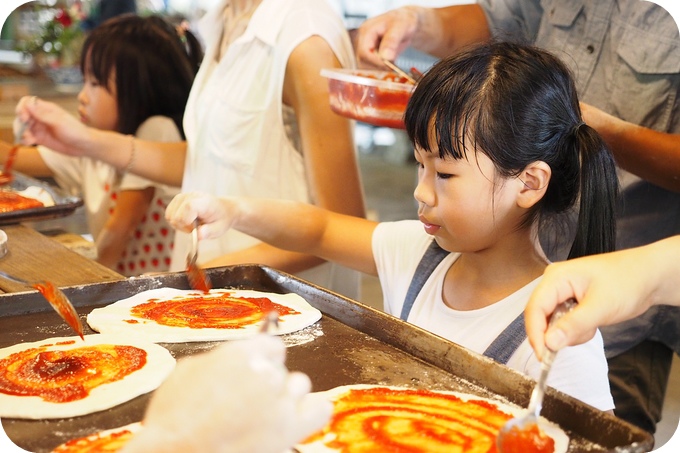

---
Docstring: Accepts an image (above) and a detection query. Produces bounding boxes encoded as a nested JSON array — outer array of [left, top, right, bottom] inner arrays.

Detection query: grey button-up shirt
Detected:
[[480, 0, 680, 253]]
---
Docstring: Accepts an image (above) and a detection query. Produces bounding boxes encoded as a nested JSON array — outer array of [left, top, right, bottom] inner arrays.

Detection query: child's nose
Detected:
[[413, 176, 435, 207]]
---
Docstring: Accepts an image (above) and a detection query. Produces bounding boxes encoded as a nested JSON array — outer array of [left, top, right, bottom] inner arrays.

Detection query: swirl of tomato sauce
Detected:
[[130, 293, 299, 329], [0, 191, 44, 212], [302, 387, 555, 453], [0, 344, 146, 403], [53, 428, 135, 453]]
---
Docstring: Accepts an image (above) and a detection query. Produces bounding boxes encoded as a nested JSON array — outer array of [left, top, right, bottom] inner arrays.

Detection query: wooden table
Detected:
[[0, 224, 124, 293]]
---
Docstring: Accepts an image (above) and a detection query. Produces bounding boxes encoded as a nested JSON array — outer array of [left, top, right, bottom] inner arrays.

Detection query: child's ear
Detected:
[[516, 161, 551, 208]]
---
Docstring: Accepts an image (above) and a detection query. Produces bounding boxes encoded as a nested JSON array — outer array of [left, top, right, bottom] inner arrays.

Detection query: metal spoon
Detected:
[[496, 298, 577, 450], [0, 269, 84, 339]]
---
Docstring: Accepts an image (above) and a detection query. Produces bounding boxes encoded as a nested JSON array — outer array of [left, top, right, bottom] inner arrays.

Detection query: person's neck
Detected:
[[441, 235, 548, 311]]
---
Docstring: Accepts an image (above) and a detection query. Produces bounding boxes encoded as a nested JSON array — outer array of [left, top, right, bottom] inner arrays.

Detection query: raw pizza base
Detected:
[[295, 384, 569, 453], [18, 186, 56, 207], [0, 334, 175, 419], [87, 288, 322, 343], [51, 422, 142, 452]]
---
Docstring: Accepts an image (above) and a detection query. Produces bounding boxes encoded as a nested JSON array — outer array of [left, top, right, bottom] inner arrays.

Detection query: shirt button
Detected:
[[586, 44, 595, 53]]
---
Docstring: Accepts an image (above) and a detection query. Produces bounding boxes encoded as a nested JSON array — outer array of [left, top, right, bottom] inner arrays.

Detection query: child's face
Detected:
[[413, 144, 523, 253], [77, 70, 118, 132]]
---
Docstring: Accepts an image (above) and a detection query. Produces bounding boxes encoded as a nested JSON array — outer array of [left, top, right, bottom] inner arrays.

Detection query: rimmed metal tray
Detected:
[[0, 171, 83, 225], [0, 265, 654, 452]]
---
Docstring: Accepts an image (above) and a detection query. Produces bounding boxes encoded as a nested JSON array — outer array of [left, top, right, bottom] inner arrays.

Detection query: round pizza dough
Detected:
[[51, 422, 142, 452], [296, 384, 569, 453], [87, 288, 322, 343], [0, 335, 175, 419]]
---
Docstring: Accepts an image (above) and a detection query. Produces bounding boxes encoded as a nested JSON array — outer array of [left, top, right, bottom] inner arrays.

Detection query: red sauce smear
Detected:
[[53, 428, 135, 452], [302, 387, 555, 453], [496, 423, 555, 453], [0, 190, 44, 212], [0, 344, 146, 403], [0, 144, 19, 185], [130, 292, 299, 329], [33, 281, 84, 340], [186, 261, 212, 293]]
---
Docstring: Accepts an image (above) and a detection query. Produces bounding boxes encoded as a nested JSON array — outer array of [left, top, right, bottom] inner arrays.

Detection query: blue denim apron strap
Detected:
[[482, 313, 527, 365], [400, 240, 449, 321]]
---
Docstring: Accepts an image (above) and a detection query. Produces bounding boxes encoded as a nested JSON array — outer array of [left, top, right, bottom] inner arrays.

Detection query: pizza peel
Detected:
[[0, 269, 84, 339]]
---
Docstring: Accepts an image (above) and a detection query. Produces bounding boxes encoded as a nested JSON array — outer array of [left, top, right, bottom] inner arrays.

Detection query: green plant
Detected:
[[16, 3, 87, 68]]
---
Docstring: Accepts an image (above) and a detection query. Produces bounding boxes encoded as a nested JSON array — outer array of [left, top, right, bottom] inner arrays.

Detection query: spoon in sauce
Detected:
[[496, 298, 577, 452], [0, 270, 84, 339]]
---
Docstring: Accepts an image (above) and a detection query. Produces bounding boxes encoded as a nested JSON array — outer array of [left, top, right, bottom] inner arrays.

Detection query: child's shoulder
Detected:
[[135, 117, 182, 143]]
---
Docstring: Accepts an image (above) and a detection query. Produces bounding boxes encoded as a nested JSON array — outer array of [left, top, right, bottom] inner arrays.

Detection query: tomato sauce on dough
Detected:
[[0, 191, 44, 212], [130, 292, 299, 329], [0, 344, 146, 403], [303, 387, 555, 453]]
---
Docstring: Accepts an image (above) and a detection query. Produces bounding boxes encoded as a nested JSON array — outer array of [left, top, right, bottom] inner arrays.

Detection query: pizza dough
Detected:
[[0, 335, 175, 419], [87, 288, 322, 343], [295, 385, 569, 453], [51, 422, 141, 452], [0, 186, 56, 213]]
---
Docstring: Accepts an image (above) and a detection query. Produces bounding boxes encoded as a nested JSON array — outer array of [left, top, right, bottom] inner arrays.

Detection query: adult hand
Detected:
[[355, 6, 422, 68], [15, 96, 90, 155], [525, 244, 670, 359], [121, 335, 332, 453]]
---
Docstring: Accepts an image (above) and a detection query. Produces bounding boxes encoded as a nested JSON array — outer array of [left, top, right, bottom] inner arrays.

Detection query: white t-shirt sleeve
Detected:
[[36, 146, 84, 197], [372, 220, 433, 316]]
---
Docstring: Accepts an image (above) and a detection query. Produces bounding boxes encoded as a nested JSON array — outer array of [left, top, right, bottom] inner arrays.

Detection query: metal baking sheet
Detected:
[[0, 171, 83, 225], [0, 265, 654, 452]]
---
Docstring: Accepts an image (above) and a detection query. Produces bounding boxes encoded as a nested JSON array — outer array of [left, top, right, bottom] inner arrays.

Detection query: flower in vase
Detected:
[[17, 2, 87, 69]]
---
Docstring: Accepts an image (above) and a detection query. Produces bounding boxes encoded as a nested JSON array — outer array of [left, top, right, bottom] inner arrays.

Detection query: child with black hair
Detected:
[[1, 14, 202, 276], [166, 41, 619, 411]]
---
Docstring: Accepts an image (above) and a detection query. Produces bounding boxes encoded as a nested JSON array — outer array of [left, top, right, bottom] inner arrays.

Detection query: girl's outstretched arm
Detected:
[[16, 97, 186, 187], [0, 141, 53, 177], [525, 235, 680, 359], [166, 192, 379, 276]]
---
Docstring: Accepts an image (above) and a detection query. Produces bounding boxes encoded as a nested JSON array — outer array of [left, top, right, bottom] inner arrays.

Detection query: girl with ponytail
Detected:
[[164, 41, 618, 412]]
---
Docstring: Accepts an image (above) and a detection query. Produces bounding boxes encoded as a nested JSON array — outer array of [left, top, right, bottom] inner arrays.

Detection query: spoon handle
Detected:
[[527, 298, 577, 417]]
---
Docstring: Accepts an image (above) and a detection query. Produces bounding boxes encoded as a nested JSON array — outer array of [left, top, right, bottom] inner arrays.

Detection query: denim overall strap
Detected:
[[482, 313, 527, 365], [400, 240, 449, 321]]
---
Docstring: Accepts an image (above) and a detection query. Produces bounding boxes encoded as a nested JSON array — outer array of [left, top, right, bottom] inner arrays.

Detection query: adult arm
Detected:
[[525, 236, 680, 359], [581, 103, 680, 193], [355, 5, 491, 68], [15, 97, 186, 186], [166, 192, 379, 276]]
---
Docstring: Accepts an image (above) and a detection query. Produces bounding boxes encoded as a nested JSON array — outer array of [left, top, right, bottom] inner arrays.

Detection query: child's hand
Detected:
[[165, 192, 237, 239], [15, 96, 88, 154], [121, 335, 332, 453]]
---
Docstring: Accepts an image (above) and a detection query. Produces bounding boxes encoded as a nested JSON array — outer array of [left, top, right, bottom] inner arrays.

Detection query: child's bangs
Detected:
[[405, 59, 487, 161], [81, 39, 117, 90]]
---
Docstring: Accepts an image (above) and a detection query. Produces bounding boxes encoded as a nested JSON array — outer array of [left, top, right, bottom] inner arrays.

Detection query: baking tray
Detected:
[[0, 265, 654, 452], [0, 171, 83, 225]]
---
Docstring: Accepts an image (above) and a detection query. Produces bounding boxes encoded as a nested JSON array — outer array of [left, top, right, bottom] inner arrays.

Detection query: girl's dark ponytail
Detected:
[[568, 123, 619, 259]]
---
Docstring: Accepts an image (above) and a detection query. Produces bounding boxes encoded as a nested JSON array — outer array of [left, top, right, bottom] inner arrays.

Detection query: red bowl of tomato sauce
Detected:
[[321, 69, 416, 129]]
